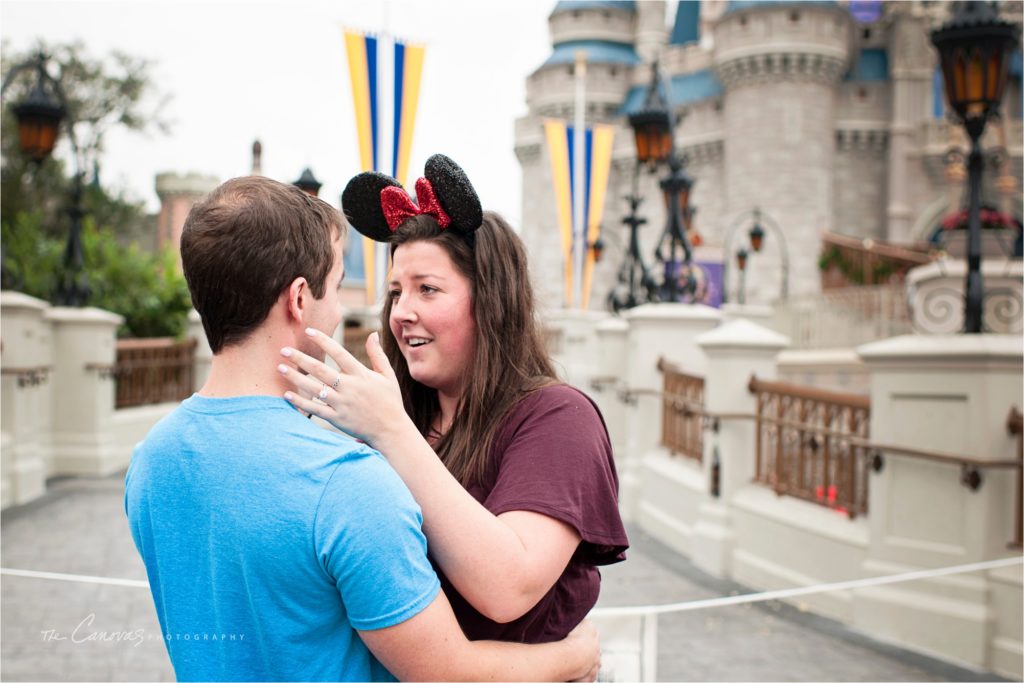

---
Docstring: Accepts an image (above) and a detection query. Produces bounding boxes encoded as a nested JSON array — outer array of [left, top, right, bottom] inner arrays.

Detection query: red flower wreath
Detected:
[[940, 207, 1019, 231]]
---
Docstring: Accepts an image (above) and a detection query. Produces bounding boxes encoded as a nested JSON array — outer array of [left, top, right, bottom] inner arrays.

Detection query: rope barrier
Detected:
[[4, 555, 1021, 616], [592, 555, 1023, 617]]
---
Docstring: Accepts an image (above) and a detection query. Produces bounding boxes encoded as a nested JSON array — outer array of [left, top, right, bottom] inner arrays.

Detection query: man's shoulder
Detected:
[[133, 395, 383, 474]]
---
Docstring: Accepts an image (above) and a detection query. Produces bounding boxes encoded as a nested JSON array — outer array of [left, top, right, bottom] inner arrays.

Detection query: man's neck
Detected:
[[199, 332, 293, 398]]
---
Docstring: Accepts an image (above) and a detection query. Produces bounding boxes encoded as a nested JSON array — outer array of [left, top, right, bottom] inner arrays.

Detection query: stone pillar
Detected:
[[855, 335, 1023, 672], [691, 319, 789, 577], [187, 309, 212, 391], [720, 302, 774, 326], [620, 303, 722, 520], [45, 307, 125, 476], [1, 292, 54, 508], [594, 316, 629, 475], [545, 309, 609, 390]]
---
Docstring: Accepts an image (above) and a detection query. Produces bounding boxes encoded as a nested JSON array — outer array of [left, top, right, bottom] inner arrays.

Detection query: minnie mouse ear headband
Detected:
[[341, 154, 483, 244]]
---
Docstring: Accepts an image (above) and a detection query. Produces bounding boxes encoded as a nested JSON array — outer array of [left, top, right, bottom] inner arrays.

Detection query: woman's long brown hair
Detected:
[[380, 211, 559, 487]]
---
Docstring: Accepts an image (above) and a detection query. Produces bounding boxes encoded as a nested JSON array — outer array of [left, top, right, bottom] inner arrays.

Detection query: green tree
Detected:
[[1, 41, 188, 337]]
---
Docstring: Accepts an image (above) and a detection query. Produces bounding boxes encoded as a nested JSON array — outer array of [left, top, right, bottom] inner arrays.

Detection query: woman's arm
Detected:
[[279, 329, 580, 622]]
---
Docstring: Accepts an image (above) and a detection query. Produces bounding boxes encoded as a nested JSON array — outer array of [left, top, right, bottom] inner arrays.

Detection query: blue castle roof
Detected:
[[551, 1, 635, 15], [725, 0, 837, 13], [670, 1, 701, 45], [620, 69, 724, 114], [542, 39, 642, 68]]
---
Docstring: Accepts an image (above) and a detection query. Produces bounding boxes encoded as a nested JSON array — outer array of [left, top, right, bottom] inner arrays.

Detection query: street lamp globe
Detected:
[[931, 1, 1019, 135], [735, 247, 749, 272], [629, 108, 672, 167], [748, 221, 766, 253], [628, 62, 673, 168], [10, 62, 64, 163]]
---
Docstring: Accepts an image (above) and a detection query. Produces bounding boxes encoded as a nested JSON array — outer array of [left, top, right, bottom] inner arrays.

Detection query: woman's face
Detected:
[[388, 240, 476, 398]]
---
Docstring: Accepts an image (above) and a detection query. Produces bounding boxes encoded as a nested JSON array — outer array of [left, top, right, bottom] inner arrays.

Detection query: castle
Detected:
[[514, 0, 1023, 309]]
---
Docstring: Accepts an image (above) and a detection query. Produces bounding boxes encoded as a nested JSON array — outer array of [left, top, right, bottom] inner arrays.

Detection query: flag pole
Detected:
[[572, 50, 587, 310]]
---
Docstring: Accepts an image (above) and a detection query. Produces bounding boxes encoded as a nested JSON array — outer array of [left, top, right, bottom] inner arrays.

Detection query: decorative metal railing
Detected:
[[819, 231, 931, 288], [657, 358, 705, 462], [748, 377, 871, 518], [114, 338, 196, 409], [597, 366, 1021, 539]]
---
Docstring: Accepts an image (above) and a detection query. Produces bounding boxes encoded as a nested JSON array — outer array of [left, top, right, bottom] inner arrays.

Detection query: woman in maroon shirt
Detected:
[[280, 154, 628, 643]]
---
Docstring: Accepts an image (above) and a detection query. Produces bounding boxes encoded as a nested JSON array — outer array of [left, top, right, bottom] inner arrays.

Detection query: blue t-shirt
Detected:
[[125, 394, 440, 682]]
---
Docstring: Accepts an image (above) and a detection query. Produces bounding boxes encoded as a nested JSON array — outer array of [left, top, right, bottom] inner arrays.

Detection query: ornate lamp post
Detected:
[[2, 52, 89, 306], [628, 61, 697, 303], [735, 247, 749, 305], [931, 1, 1019, 333], [293, 167, 323, 197], [721, 207, 789, 304], [607, 165, 658, 312]]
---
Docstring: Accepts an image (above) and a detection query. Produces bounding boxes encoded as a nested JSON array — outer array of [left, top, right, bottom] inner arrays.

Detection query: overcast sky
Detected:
[[2, 0, 569, 229]]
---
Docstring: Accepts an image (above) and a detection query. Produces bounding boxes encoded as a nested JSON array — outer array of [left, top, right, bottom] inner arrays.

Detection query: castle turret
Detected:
[[635, 1, 667, 63], [251, 139, 263, 176], [518, 1, 644, 306], [155, 172, 219, 269], [712, 0, 853, 300], [884, 3, 932, 243]]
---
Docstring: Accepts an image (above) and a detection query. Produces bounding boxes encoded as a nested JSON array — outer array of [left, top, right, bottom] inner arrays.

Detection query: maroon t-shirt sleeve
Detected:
[[482, 384, 629, 565]]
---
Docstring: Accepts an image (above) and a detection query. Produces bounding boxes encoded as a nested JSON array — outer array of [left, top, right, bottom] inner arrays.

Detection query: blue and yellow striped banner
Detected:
[[343, 29, 425, 305], [544, 120, 615, 309]]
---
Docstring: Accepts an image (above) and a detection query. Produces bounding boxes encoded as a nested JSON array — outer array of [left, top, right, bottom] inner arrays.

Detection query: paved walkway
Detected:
[[1, 473, 1014, 682]]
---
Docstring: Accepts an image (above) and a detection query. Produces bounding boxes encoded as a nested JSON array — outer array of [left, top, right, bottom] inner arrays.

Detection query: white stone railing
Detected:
[[571, 305, 1022, 679], [1, 293, 212, 510], [766, 284, 913, 349]]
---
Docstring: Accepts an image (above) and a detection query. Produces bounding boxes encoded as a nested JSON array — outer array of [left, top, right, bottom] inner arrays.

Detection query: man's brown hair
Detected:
[[181, 176, 344, 353]]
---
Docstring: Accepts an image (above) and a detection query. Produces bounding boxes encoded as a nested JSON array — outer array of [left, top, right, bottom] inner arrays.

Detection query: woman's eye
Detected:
[[420, 285, 437, 294], [388, 289, 401, 299]]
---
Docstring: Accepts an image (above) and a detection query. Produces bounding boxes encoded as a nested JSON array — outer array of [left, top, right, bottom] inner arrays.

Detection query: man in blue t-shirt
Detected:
[[124, 176, 599, 682]]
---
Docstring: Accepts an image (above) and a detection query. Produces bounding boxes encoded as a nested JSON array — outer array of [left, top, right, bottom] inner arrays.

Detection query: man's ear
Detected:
[[285, 277, 310, 324]]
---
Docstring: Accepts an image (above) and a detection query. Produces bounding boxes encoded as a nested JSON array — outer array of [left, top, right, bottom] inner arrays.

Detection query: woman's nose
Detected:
[[391, 293, 416, 322]]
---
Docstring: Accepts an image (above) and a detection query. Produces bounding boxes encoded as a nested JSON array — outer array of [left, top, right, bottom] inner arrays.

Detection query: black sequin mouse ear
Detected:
[[424, 154, 483, 235], [341, 172, 403, 243]]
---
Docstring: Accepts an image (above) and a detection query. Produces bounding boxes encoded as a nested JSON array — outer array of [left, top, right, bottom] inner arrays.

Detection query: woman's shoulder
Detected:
[[507, 383, 605, 428], [515, 382, 585, 409]]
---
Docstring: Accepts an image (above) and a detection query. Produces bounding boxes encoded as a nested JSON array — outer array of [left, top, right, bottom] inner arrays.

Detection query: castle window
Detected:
[[790, 11, 800, 22], [610, 67, 618, 78], [863, 28, 871, 40], [858, 87, 868, 100]]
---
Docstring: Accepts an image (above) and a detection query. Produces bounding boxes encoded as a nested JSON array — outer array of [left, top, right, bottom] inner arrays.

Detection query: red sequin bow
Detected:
[[380, 177, 452, 231]]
